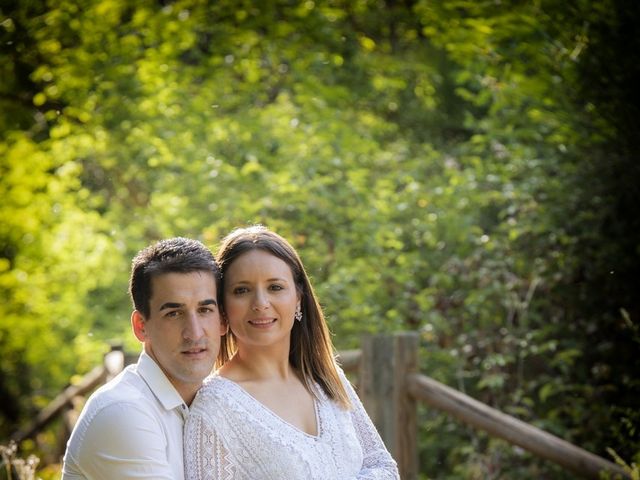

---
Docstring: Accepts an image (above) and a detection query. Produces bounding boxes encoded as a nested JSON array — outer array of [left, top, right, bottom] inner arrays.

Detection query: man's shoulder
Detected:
[[94, 364, 148, 398], [66, 365, 168, 452], [77, 365, 157, 423], [63, 365, 181, 480]]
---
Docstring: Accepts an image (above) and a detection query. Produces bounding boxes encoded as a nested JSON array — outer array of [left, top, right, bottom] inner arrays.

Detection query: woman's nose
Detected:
[[252, 289, 269, 310]]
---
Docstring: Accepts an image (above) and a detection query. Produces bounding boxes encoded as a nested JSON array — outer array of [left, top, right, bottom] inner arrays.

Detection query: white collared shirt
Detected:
[[62, 351, 189, 480]]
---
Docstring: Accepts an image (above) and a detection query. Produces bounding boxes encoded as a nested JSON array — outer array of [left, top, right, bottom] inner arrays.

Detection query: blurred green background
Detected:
[[1, 0, 639, 477]]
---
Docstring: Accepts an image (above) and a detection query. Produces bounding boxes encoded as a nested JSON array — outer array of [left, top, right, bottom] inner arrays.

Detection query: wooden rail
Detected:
[[11, 347, 127, 445], [13, 334, 629, 479], [336, 348, 361, 371], [352, 332, 628, 480], [407, 373, 626, 479], [11, 365, 107, 444]]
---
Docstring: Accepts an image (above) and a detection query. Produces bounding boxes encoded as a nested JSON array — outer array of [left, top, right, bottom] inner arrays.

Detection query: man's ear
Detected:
[[131, 310, 147, 342]]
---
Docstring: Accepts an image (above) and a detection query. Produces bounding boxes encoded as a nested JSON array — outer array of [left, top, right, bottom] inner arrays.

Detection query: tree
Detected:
[[1, 0, 638, 475]]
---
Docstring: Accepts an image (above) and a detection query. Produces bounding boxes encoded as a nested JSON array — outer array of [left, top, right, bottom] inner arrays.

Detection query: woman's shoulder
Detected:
[[333, 362, 347, 378], [331, 363, 352, 390], [191, 374, 235, 408], [202, 372, 226, 386], [331, 363, 360, 407]]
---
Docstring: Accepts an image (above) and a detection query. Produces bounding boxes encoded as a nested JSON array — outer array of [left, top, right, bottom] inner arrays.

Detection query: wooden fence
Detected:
[[340, 333, 628, 479], [12, 333, 629, 479]]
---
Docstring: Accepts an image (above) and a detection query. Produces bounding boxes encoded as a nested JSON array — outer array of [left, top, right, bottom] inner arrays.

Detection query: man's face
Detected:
[[132, 271, 224, 404]]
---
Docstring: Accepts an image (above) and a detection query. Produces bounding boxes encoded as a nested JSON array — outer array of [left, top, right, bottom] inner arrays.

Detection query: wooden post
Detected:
[[359, 332, 419, 480], [103, 345, 125, 381]]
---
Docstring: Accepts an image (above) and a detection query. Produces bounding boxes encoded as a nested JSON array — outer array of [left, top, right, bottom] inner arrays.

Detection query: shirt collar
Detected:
[[137, 351, 188, 414]]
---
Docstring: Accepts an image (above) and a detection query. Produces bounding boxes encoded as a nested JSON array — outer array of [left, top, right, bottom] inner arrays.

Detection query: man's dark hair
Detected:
[[129, 237, 219, 318]]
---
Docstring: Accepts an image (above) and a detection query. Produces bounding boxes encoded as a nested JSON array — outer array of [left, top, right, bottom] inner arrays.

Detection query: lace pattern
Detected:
[[184, 370, 399, 480]]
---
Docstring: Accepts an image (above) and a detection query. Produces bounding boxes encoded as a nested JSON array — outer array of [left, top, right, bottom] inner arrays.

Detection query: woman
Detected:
[[184, 225, 399, 480]]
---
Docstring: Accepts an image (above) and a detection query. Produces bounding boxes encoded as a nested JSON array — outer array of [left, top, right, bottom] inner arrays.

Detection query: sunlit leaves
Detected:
[[1, 0, 638, 474]]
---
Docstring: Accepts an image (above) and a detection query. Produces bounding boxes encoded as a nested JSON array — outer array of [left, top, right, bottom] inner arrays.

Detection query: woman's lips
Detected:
[[249, 317, 277, 327]]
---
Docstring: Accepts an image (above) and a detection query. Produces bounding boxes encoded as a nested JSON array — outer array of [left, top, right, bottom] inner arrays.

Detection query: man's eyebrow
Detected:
[[159, 299, 217, 310], [159, 302, 183, 311]]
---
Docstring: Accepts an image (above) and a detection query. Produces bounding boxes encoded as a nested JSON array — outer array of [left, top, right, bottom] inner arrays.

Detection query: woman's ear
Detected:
[[219, 310, 229, 336], [131, 310, 147, 342]]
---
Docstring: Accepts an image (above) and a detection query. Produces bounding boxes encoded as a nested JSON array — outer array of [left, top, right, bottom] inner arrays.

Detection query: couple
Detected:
[[62, 225, 400, 479]]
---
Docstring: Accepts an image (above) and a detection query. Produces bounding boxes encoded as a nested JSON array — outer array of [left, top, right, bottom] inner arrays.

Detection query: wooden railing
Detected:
[[10, 345, 134, 453], [338, 332, 628, 480], [12, 333, 628, 479]]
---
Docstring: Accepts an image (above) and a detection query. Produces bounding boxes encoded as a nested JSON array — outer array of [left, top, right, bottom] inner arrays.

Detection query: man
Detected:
[[62, 237, 225, 479]]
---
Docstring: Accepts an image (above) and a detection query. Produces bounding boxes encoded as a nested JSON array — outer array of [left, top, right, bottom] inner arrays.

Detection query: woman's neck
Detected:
[[223, 343, 294, 382]]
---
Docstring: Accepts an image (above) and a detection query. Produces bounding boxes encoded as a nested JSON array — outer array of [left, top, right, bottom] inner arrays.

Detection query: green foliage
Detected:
[[1, 0, 638, 477], [605, 448, 640, 480]]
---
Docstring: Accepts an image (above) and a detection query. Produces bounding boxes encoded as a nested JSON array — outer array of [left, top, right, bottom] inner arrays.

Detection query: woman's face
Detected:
[[223, 249, 300, 349]]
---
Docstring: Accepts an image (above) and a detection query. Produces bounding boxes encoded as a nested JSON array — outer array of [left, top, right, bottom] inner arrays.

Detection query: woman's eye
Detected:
[[233, 287, 248, 295], [269, 284, 284, 291]]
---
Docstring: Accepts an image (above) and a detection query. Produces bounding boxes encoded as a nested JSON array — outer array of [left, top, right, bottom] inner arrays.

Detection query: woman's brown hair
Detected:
[[215, 225, 351, 409]]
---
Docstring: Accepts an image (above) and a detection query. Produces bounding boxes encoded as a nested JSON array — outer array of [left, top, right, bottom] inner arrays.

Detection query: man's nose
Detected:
[[184, 311, 204, 340]]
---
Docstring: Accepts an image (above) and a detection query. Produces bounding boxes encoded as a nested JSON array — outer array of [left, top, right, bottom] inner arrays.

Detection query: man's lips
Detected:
[[181, 346, 208, 355]]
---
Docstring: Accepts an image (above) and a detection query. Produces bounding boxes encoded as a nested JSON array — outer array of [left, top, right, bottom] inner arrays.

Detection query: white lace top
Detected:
[[184, 369, 399, 480]]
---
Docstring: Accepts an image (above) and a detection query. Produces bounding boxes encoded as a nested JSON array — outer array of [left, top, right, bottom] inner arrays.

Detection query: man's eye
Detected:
[[165, 310, 180, 318]]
